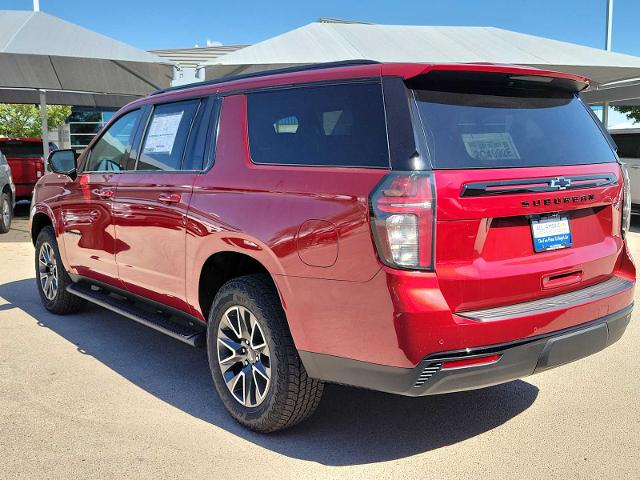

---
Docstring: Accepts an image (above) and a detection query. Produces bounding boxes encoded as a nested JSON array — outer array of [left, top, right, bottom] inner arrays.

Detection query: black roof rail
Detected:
[[150, 59, 381, 96]]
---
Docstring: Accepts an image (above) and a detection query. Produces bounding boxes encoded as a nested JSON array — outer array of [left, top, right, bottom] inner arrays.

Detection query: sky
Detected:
[[2, 0, 640, 55], [2, 0, 638, 126]]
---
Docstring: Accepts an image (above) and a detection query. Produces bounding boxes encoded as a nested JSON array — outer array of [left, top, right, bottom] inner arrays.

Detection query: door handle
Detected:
[[94, 188, 114, 199], [542, 270, 583, 290], [158, 193, 181, 204]]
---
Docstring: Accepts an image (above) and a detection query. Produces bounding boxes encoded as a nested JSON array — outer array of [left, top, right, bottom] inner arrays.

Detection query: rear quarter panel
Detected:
[[185, 94, 387, 319]]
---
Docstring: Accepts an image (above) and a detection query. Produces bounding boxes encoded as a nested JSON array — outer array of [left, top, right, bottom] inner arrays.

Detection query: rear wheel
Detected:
[[0, 192, 11, 233], [35, 226, 85, 314], [206, 274, 324, 432]]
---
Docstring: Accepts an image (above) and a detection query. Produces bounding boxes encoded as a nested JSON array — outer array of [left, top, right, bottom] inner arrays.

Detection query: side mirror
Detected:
[[48, 149, 77, 179]]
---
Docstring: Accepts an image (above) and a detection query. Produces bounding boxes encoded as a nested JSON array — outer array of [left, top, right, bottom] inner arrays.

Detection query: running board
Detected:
[[66, 283, 205, 347]]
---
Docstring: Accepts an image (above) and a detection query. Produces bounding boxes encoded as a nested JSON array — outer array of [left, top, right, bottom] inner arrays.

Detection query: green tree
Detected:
[[613, 106, 640, 125], [0, 104, 72, 138]]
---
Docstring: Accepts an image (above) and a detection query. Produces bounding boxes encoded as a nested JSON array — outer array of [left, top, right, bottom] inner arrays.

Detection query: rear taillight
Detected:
[[36, 157, 45, 177], [621, 163, 631, 235], [369, 171, 435, 270]]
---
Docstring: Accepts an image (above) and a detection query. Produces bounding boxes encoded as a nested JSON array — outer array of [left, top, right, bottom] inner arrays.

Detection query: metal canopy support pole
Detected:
[[39, 89, 49, 171], [605, 0, 614, 51], [33, 0, 40, 12], [603, 0, 614, 129]]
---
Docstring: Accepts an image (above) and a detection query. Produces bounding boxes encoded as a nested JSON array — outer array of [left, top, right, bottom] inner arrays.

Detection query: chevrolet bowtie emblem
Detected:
[[549, 177, 572, 190]]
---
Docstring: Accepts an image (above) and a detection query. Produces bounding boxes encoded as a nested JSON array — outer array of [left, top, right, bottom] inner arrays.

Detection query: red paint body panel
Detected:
[[433, 164, 624, 312], [114, 172, 197, 313], [30, 62, 635, 374], [57, 172, 123, 289]]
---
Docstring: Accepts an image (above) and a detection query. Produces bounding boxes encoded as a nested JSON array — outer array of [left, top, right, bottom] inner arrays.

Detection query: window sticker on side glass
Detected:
[[143, 112, 184, 155], [462, 132, 521, 161]]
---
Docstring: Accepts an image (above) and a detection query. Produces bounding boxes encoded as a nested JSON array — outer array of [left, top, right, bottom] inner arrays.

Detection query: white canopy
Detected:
[[581, 80, 640, 106], [204, 22, 640, 88], [0, 10, 173, 159], [0, 10, 172, 108]]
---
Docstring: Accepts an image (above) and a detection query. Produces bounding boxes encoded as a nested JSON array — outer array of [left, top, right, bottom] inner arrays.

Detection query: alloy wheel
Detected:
[[38, 242, 58, 300], [217, 305, 271, 407], [1, 198, 9, 227]]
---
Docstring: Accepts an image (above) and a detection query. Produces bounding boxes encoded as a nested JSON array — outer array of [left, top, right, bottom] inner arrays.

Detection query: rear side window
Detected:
[[138, 100, 200, 171], [247, 82, 390, 168], [411, 77, 617, 169], [0, 141, 43, 158], [611, 133, 640, 159]]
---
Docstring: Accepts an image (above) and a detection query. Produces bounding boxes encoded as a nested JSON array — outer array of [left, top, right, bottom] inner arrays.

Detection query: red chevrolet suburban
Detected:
[[0, 138, 46, 201], [30, 62, 635, 432]]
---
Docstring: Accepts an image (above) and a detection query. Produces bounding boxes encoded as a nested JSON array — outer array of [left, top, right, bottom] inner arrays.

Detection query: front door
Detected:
[[60, 109, 142, 287]]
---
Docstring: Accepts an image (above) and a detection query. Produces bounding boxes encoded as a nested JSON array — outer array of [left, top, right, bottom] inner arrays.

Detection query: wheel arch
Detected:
[[31, 210, 54, 245], [1, 182, 11, 199], [197, 251, 284, 323]]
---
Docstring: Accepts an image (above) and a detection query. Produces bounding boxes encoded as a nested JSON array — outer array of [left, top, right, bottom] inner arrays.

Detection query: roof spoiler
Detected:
[[403, 64, 591, 93]]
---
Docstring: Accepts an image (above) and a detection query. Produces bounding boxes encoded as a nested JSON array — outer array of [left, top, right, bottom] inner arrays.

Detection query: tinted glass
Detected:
[[611, 133, 640, 159], [137, 100, 200, 171], [247, 83, 389, 168], [183, 98, 218, 171], [0, 141, 43, 158], [84, 109, 141, 172], [413, 88, 617, 169]]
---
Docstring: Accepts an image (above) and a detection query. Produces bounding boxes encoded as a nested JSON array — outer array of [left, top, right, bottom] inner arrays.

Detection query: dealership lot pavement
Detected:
[[1, 205, 639, 480]]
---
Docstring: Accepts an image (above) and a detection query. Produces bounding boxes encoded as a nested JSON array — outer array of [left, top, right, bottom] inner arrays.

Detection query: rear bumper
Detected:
[[14, 183, 34, 200], [300, 304, 632, 396]]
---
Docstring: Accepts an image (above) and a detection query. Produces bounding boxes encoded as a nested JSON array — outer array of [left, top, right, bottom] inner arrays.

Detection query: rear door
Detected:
[[113, 97, 214, 314], [410, 72, 623, 313], [60, 109, 142, 286], [0, 139, 44, 198]]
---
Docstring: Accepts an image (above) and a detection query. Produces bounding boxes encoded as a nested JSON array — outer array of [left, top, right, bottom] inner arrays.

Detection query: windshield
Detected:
[[0, 141, 43, 158], [412, 87, 616, 169]]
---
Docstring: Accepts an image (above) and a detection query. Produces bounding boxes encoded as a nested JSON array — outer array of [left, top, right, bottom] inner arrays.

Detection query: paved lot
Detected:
[[1, 204, 639, 480]]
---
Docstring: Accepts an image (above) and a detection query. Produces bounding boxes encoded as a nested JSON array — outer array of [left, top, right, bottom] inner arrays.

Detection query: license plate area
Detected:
[[530, 215, 572, 252]]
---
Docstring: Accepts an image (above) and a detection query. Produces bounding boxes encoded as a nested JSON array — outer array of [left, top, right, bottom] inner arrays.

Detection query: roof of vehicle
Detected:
[[609, 128, 640, 135], [138, 61, 590, 107], [0, 137, 42, 143]]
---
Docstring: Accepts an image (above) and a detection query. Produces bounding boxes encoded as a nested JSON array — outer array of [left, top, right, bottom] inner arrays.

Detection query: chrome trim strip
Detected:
[[461, 173, 617, 197], [457, 277, 633, 322]]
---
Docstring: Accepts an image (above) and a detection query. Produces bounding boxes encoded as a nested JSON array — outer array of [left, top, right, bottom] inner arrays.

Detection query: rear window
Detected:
[[611, 133, 640, 159], [247, 82, 390, 168], [0, 141, 43, 158], [411, 77, 616, 169]]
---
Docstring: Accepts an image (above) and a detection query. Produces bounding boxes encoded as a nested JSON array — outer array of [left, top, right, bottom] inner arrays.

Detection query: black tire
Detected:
[[206, 274, 324, 432], [0, 192, 11, 233], [35, 226, 85, 314]]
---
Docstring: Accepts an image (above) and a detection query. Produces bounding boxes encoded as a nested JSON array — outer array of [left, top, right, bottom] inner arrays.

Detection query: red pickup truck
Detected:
[[0, 138, 46, 201]]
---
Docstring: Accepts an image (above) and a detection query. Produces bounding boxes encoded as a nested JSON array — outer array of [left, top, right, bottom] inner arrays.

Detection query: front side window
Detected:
[[247, 83, 390, 168], [84, 109, 141, 172], [137, 100, 200, 171]]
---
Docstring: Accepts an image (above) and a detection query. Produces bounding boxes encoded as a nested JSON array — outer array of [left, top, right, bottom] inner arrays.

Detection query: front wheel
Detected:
[[0, 192, 12, 233], [35, 226, 85, 314], [206, 274, 324, 432]]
